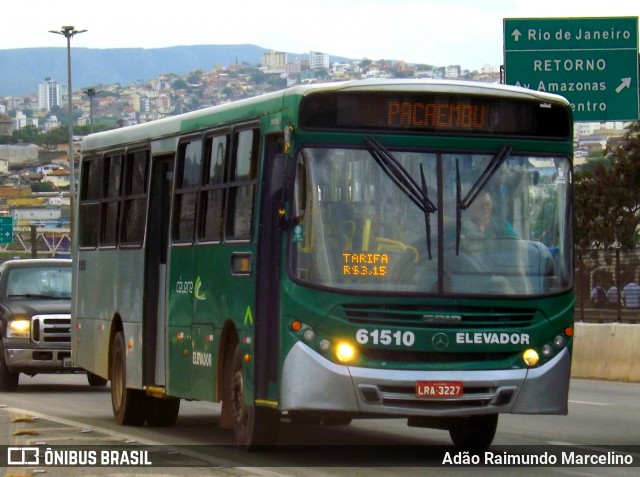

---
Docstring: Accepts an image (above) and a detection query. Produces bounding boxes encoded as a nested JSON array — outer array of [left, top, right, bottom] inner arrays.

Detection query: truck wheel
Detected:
[[449, 414, 498, 449], [110, 331, 147, 425], [230, 344, 279, 448], [87, 372, 108, 387], [0, 341, 19, 392]]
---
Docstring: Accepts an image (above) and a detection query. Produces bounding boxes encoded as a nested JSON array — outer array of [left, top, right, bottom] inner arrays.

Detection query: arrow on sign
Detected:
[[615, 78, 632, 94], [512, 29, 522, 42]]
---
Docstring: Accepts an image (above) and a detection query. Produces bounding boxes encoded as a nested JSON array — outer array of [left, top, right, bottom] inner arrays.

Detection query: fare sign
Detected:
[[503, 17, 639, 122]]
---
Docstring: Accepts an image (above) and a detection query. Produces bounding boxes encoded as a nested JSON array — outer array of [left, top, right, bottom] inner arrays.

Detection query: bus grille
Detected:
[[31, 314, 72, 344], [359, 383, 517, 410], [340, 304, 536, 329], [360, 348, 515, 364]]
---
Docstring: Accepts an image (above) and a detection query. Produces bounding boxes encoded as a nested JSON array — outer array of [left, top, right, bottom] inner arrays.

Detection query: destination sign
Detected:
[[300, 92, 572, 138], [504, 17, 639, 122]]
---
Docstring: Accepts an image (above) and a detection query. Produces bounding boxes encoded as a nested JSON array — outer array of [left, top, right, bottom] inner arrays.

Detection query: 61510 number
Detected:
[[355, 329, 415, 347]]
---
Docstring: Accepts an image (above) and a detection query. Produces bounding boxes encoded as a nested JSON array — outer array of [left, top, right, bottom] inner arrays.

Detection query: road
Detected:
[[1, 374, 639, 476]]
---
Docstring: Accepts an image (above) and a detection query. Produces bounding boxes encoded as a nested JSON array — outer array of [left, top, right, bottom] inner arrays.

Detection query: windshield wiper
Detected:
[[455, 145, 512, 254], [365, 138, 437, 259]]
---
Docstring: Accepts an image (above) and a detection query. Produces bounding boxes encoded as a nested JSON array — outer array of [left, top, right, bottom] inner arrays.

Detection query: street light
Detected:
[[83, 87, 103, 133], [49, 25, 87, 239]]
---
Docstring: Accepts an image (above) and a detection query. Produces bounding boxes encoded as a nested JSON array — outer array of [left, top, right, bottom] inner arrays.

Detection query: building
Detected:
[[263, 50, 288, 70], [445, 65, 461, 79], [38, 78, 63, 111], [0, 114, 12, 136], [309, 51, 330, 70]]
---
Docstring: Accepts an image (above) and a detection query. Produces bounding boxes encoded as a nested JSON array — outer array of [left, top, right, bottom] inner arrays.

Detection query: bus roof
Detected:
[[81, 79, 570, 153]]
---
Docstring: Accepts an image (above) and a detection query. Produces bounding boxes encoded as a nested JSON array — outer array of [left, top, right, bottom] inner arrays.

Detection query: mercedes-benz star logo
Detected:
[[432, 332, 449, 351]]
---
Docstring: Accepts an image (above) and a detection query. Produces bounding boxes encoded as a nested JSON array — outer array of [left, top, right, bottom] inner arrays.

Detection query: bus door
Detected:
[[254, 133, 285, 400], [143, 155, 174, 387]]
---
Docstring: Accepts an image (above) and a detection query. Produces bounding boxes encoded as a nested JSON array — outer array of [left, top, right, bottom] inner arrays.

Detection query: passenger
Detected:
[[590, 284, 607, 309], [621, 281, 640, 309], [606, 283, 619, 308]]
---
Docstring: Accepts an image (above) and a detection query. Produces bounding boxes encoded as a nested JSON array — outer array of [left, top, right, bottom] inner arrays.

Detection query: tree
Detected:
[[574, 121, 640, 251]]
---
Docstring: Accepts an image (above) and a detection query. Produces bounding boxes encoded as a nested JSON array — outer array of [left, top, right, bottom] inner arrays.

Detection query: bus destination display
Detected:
[[300, 92, 571, 138]]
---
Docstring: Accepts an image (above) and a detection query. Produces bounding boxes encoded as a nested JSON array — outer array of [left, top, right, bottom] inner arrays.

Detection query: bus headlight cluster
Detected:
[[290, 320, 358, 364], [523, 328, 572, 367]]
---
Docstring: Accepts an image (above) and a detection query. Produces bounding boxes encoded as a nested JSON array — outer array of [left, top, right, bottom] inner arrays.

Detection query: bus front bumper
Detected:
[[280, 341, 570, 417]]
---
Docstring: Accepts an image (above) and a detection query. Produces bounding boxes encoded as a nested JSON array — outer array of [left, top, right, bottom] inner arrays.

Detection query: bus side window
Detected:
[[226, 128, 259, 239], [199, 133, 228, 241], [78, 157, 102, 248], [101, 154, 123, 246], [172, 139, 202, 243], [121, 150, 150, 245]]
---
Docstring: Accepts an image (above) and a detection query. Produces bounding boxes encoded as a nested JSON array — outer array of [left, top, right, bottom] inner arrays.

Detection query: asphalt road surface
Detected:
[[1, 374, 639, 476]]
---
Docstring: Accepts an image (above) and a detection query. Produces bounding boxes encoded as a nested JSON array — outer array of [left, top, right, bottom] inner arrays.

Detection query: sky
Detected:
[[2, 0, 638, 70]]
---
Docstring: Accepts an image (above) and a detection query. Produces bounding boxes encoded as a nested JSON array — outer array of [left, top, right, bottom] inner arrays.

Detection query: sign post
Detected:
[[504, 17, 639, 122], [0, 216, 13, 245]]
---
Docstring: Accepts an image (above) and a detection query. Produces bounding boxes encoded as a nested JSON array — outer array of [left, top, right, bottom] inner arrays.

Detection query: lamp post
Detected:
[[83, 87, 102, 133], [49, 26, 87, 239]]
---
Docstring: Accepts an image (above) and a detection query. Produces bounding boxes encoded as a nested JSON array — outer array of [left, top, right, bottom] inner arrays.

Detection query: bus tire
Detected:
[[111, 331, 147, 426], [87, 372, 108, 387], [0, 341, 19, 392], [231, 344, 279, 448], [449, 414, 498, 449], [146, 397, 180, 427]]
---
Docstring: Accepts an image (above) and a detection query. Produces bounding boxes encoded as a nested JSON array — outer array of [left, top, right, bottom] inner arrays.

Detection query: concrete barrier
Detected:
[[572, 322, 640, 382]]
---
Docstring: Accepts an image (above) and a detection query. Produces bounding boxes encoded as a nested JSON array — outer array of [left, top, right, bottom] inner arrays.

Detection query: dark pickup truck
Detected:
[[0, 258, 89, 390]]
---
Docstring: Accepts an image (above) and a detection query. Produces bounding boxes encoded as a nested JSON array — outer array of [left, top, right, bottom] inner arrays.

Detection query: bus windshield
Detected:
[[288, 145, 572, 296]]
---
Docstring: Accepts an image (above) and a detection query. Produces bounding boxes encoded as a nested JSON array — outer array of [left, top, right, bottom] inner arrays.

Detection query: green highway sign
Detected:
[[504, 17, 639, 122], [0, 216, 13, 244]]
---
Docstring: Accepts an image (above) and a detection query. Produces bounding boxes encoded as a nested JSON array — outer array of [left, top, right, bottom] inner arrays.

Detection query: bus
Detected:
[[72, 79, 574, 448]]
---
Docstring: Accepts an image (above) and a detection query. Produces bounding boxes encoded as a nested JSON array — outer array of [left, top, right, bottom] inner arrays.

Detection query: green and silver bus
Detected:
[[72, 79, 574, 448]]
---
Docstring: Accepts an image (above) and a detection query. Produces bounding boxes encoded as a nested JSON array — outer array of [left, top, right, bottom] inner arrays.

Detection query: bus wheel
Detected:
[[449, 414, 498, 449], [111, 331, 147, 426], [146, 397, 180, 427], [230, 345, 279, 448], [0, 341, 19, 392], [87, 372, 108, 387]]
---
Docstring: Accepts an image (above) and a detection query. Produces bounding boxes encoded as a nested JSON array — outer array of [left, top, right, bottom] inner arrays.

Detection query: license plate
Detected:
[[63, 357, 76, 368], [416, 381, 463, 398]]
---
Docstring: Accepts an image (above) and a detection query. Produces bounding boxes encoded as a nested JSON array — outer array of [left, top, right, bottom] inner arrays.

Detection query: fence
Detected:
[[0, 226, 70, 259], [575, 248, 640, 323]]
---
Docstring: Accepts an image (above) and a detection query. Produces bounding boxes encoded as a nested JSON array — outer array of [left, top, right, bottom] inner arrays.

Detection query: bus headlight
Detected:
[[319, 339, 331, 352], [553, 335, 566, 349], [335, 342, 357, 364], [541, 343, 554, 358], [8, 319, 31, 339], [522, 348, 539, 367]]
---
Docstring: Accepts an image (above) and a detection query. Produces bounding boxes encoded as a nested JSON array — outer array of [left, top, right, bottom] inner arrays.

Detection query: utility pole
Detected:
[[83, 87, 102, 133], [49, 26, 87, 241]]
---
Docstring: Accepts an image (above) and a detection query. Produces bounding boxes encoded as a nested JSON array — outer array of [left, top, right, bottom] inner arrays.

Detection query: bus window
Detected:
[[226, 128, 259, 239], [199, 133, 229, 241], [101, 154, 123, 246], [172, 139, 202, 243], [121, 150, 149, 245], [79, 157, 102, 248]]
